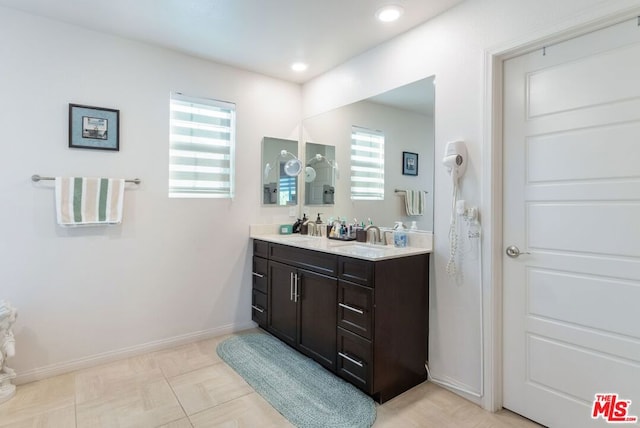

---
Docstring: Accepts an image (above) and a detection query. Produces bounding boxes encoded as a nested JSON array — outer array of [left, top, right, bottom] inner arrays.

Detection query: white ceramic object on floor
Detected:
[[0, 300, 18, 404]]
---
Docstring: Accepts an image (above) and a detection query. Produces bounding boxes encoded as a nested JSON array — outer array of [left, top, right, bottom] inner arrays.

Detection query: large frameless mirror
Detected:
[[301, 76, 435, 230]]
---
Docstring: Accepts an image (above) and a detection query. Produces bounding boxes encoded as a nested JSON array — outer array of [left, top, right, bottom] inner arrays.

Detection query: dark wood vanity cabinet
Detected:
[[267, 246, 338, 371], [252, 239, 429, 403]]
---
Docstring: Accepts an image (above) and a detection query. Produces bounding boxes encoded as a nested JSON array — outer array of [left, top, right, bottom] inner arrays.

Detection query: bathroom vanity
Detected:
[[250, 235, 430, 403]]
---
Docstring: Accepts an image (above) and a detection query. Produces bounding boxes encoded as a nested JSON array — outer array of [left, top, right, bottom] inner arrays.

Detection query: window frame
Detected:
[[350, 125, 385, 201], [169, 92, 236, 199]]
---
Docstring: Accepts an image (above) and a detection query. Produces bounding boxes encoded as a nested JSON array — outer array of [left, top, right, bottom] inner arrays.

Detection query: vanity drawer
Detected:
[[338, 280, 373, 340], [337, 327, 372, 393], [252, 256, 268, 294], [253, 239, 269, 259], [251, 289, 267, 327], [338, 257, 374, 287], [269, 243, 337, 276]]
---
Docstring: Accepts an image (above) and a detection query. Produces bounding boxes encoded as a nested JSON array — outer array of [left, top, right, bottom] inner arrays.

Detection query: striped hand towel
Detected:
[[55, 177, 125, 226], [404, 190, 425, 216]]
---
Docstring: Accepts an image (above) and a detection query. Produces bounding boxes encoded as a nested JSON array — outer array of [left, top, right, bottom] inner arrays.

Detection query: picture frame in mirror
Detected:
[[402, 151, 418, 176]]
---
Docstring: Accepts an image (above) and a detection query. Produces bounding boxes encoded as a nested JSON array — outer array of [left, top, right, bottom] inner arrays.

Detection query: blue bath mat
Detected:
[[216, 333, 376, 428]]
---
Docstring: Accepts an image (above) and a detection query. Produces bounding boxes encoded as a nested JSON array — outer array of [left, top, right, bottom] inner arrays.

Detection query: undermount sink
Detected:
[[334, 244, 391, 258]]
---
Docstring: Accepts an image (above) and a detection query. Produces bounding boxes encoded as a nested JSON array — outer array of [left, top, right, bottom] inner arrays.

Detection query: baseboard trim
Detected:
[[14, 321, 257, 385]]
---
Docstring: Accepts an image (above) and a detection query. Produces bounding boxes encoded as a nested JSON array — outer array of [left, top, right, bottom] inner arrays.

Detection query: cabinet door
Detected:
[[267, 261, 297, 346], [298, 269, 338, 371]]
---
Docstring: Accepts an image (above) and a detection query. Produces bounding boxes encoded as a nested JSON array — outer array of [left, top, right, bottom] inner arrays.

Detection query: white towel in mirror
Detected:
[[403, 190, 425, 216]]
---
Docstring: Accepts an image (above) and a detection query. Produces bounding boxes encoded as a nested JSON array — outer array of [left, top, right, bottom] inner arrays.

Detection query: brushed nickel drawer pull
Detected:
[[339, 303, 364, 315], [338, 352, 364, 367], [251, 305, 265, 313], [252, 272, 264, 278]]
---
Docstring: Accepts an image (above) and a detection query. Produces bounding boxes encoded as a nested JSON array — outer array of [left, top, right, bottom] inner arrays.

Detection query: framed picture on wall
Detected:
[[402, 151, 418, 176], [69, 104, 120, 151]]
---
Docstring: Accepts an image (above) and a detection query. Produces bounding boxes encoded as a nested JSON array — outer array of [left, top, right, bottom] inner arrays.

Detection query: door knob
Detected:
[[506, 245, 530, 258]]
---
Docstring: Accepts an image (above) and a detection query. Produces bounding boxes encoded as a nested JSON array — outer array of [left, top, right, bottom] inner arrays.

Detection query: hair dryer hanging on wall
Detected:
[[442, 140, 467, 182], [443, 140, 468, 279]]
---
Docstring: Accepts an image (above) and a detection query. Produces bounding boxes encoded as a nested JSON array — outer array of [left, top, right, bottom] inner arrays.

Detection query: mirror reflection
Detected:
[[302, 76, 435, 230], [304, 143, 337, 205], [262, 137, 300, 206]]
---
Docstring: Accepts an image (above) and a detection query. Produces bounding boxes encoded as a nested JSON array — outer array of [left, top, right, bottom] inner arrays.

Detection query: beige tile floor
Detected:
[[0, 330, 542, 427]]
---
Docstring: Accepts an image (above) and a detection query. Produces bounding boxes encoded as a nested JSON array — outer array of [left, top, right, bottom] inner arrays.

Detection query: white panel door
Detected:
[[503, 19, 640, 428]]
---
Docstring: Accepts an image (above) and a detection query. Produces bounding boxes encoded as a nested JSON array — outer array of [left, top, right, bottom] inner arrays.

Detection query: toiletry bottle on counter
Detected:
[[393, 221, 407, 248], [316, 213, 326, 238], [292, 217, 302, 233], [300, 213, 308, 235], [315, 213, 324, 237]]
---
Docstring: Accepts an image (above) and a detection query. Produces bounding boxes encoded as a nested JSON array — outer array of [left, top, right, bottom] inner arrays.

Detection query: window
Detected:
[[278, 162, 297, 205], [350, 126, 384, 200], [169, 93, 236, 198]]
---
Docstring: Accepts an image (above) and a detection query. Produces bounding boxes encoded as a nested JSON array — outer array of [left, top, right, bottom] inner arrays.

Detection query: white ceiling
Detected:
[[0, 0, 464, 84]]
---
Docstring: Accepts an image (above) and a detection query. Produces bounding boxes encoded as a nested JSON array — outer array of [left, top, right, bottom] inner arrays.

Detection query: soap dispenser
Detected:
[[300, 213, 309, 235], [393, 221, 408, 248], [315, 213, 325, 237]]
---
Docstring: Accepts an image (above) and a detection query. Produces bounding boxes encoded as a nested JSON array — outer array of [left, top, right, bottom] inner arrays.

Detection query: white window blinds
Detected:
[[278, 162, 297, 205], [351, 126, 385, 200], [169, 93, 236, 198]]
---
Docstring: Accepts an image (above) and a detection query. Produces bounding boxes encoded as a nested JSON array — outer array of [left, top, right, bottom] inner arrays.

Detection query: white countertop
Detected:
[[250, 231, 432, 261]]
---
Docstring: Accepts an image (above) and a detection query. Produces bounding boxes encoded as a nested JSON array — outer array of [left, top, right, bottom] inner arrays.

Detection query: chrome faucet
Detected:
[[365, 225, 382, 245]]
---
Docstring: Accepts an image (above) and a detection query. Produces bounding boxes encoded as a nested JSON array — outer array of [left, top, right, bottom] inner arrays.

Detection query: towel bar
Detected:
[[394, 189, 427, 193], [31, 174, 141, 184]]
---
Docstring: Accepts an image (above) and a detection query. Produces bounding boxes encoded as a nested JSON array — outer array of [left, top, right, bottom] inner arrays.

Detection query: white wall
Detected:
[[303, 0, 640, 408], [0, 7, 301, 382], [302, 100, 434, 230]]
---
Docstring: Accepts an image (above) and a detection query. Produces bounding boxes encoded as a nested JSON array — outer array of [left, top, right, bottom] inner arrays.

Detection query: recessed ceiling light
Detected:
[[376, 5, 404, 22], [291, 62, 308, 72]]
